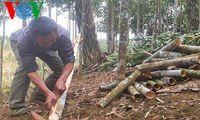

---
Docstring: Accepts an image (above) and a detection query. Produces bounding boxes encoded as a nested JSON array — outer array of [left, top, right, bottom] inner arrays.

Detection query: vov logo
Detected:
[[4, 2, 44, 19]]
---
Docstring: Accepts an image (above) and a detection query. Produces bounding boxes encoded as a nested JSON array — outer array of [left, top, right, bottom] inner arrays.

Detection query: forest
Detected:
[[1, 0, 200, 120]]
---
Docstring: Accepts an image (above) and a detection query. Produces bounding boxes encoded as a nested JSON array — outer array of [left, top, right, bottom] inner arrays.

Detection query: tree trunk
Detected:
[[0, 3, 5, 92], [75, 0, 102, 66], [187, 0, 199, 32], [107, 0, 115, 54], [136, 0, 140, 35], [173, 0, 178, 32], [158, 0, 161, 34], [68, 7, 71, 39], [199, 0, 200, 31], [117, 0, 129, 82], [152, 0, 158, 52], [48, 0, 51, 18]]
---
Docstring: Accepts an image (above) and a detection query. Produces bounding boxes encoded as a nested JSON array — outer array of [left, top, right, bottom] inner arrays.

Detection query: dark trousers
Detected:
[[9, 40, 63, 109]]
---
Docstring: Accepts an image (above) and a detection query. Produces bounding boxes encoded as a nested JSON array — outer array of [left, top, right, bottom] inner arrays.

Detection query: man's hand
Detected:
[[54, 78, 66, 97], [45, 91, 57, 108]]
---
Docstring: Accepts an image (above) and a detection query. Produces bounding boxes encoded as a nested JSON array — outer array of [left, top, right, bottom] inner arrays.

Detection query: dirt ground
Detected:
[[1, 70, 200, 120]]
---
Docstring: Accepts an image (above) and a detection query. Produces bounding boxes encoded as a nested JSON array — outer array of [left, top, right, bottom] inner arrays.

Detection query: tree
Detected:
[[75, 0, 102, 66], [117, 0, 129, 82], [0, 2, 5, 92]]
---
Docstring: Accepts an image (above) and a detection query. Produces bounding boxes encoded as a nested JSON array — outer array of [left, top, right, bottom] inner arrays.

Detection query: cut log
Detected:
[[174, 45, 200, 53], [99, 80, 118, 91], [133, 82, 155, 99], [151, 53, 200, 62], [147, 80, 161, 91], [177, 68, 200, 78], [98, 69, 141, 108], [178, 75, 190, 81], [158, 51, 186, 58], [151, 70, 186, 78], [136, 56, 200, 72], [49, 34, 80, 120], [154, 79, 168, 88], [143, 39, 182, 63], [189, 64, 200, 70], [127, 85, 142, 98], [140, 81, 153, 90], [160, 77, 176, 85]]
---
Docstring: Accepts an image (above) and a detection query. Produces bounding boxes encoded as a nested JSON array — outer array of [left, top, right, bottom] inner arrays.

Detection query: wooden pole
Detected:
[[48, 34, 80, 120]]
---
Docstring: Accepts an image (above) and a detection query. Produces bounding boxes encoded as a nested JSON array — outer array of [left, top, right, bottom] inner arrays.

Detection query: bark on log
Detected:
[[189, 64, 200, 70], [154, 79, 168, 88], [174, 45, 200, 53], [136, 56, 200, 72], [147, 80, 161, 90], [143, 39, 182, 63], [99, 80, 118, 91], [159, 51, 186, 58], [177, 68, 200, 78], [98, 69, 141, 108], [140, 81, 153, 90], [133, 82, 155, 99], [151, 70, 186, 78], [151, 53, 200, 62], [160, 77, 176, 85], [127, 85, 142, 98]]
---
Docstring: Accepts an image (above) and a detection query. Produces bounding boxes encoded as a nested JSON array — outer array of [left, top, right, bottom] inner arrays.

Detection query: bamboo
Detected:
[[174, 45, 200, 53], [140, 81, 153, 90], [49, 34, 80, 120], [160, 77, 176, 85], [143, 39, 182, 63], [98, 69, 141, 108], [147, 80, 161, 90], [154, 79, 168, 88], [151, 53, 200, 62], [177, 68, 200, 78], [99, 80, 118, 91], [136, 56, 200, 72], [178, 75, 190, 81], [151, 70, 186, 78], [133, 82, 155, 99], [127, 85, 142, 98], [158, 51, 186, 58], [189, 64, 200, 70]]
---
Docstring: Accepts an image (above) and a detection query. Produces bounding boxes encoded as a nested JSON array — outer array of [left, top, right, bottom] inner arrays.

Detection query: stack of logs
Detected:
[[98, 39, 200, 107]]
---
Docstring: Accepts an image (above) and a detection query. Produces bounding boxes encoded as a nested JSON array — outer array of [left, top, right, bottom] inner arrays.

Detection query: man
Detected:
[[9, 16, 75, 117]]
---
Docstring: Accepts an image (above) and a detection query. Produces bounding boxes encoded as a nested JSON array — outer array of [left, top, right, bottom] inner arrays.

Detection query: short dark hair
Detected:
[[28, 16, 57, 37]]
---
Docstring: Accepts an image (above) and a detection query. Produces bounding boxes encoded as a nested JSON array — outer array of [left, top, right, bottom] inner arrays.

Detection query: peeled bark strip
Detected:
[[189, 64, 200, 70], [143, 39, 182, 63], [128, 85, 142, 98], [159, 51, 186, 58], [140, 81, 153, 90], [177, 68, 200, 78], [133, 82, 155, 99], [98, 70, 141, 108], [136, 56, 200, 72], [99, 80, 118, 91], [147, 80, 161, 90], [174, 45, 200, 53], [160, 77, 176, 85], [154, 79, 168, 88], [151, 70, 186, 78]]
